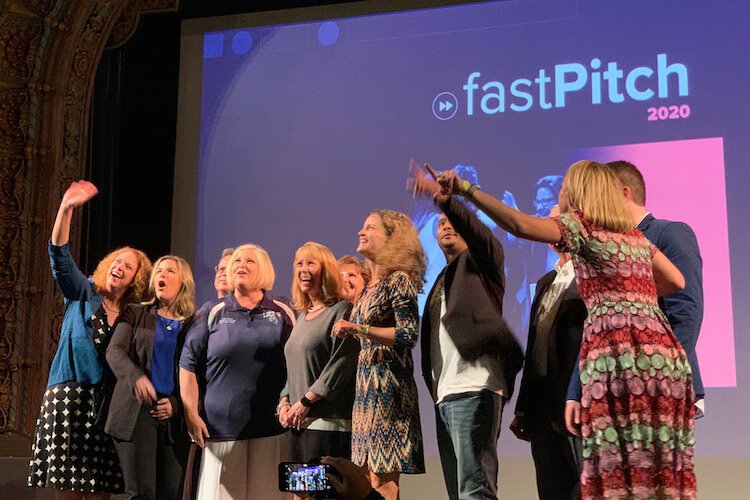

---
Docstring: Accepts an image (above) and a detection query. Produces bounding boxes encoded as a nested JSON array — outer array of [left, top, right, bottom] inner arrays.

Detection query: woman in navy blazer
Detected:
[[106, 255, 196, 499]]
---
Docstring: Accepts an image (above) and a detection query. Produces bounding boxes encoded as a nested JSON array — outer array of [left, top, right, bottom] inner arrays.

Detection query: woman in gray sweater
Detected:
[[278, 241, 358, 463]]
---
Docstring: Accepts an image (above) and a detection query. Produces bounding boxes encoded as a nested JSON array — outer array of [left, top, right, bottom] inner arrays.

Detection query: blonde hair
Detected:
[[337, 255, 371, 286], [91, 247, 152, 306], [143, 255, 196, 319], [226, 243, 275, 291], [291, 242, 343, 311], [370, 210, 426, 287], [562, 160, 634, 233]]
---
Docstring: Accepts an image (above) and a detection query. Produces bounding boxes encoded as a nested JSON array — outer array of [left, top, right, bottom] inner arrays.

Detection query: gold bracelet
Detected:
[[356, 324, 370, 338]]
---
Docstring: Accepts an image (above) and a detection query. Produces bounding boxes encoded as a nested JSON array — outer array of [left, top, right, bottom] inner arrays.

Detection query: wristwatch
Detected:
[[300, 396, 314, 408]]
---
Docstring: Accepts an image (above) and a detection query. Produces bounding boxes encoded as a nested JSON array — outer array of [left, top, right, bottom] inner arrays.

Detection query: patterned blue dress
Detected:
[[350, 271, 425, 474]]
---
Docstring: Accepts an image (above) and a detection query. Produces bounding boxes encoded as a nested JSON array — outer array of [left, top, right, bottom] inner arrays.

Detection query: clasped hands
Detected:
[[406, 159, 464, 199], [278, 399, 310, 430], [134, 375, 173, 421]]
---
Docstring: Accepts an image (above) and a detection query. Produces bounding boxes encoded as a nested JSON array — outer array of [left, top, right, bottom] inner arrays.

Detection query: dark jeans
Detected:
[[435, 390, 504, 500], [114, 405, 188, 500]]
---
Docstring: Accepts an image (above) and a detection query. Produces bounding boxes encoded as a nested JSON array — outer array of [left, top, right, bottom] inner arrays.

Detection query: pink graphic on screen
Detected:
[[574, 137, 735, 387]]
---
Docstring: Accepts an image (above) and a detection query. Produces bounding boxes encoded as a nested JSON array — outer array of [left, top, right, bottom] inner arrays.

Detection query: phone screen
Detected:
[[278, 462, 334, 493]]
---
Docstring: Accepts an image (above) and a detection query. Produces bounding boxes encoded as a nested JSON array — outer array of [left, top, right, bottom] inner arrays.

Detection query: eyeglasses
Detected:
[[533, 197, 556, 209], [214, 265, 227, 275]]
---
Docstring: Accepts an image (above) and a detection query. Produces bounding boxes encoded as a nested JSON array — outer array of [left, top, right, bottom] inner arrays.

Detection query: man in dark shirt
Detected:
[[412, 164, 523, 499]]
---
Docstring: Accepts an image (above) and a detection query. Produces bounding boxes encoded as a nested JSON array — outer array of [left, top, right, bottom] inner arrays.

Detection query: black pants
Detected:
[[114, 405, 188, 500], [528, 394, 583, 500]]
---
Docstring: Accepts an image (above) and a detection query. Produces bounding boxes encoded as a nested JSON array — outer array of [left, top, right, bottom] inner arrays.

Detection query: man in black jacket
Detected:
[[510, 205, 586, 499], [413, 165, 523, 500]]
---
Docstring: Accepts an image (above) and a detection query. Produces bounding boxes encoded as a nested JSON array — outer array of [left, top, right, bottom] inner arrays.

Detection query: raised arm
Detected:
[[437, 169, 561, 244], [52, 180, 98, 246], [408, 163, 561, 244], [437, 195, 504, 285], [49, 181, 99, 299]]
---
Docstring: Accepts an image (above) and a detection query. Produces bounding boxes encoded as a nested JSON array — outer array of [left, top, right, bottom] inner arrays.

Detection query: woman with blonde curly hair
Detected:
[[278, 242, 358, 473], [28, 180, 152, 499], [106, 255, 196, 499], [417, 160, 696, 499], [332, 210, 427, 495]]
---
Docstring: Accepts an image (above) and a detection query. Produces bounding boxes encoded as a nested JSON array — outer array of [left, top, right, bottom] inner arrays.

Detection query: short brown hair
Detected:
[[607, 160, 646, 205], [337, 255, 371, 286]]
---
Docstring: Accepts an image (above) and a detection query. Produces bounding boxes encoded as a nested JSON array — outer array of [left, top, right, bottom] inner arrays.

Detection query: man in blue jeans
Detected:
[[415, 167, 523, 499]]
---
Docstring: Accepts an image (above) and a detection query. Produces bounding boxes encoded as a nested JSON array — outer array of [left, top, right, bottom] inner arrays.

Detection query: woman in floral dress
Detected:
[[417, 160, 696, 499], [332, 210, 426, 496]]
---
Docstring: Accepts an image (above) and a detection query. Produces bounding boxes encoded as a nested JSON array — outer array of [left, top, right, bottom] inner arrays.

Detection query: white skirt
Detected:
[[197, 433, 290, 500]]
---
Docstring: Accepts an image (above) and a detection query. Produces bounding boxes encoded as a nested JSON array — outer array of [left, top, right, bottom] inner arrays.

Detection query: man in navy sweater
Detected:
[[608, 160, 705, 409]]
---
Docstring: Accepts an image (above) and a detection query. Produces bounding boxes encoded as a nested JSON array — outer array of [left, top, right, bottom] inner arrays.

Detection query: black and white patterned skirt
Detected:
[[27, 382, 124, 493]]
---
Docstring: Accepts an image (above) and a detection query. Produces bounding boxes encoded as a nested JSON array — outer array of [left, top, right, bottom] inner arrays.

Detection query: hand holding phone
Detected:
[[278, 462, 336, 496]]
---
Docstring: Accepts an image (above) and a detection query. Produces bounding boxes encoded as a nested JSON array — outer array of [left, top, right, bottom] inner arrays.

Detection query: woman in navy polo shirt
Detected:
[[105, 255, 196, 499], [180, 243, 295, 500]]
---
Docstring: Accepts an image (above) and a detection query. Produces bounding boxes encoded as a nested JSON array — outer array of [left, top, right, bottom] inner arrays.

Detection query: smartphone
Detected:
[[278, 462, 335, 494]]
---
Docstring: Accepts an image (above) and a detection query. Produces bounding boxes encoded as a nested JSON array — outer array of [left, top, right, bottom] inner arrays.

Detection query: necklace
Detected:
[[102, 299, 120, 314], [161, 316, 179, 331], [307, 304, 327, 313]]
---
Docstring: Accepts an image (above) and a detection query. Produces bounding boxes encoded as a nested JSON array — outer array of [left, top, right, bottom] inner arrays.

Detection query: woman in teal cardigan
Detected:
[[28, 180, 151, 500]]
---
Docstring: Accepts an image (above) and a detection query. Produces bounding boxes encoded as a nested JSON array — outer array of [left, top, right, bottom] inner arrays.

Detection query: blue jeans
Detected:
[[435, 390, 504, 500]]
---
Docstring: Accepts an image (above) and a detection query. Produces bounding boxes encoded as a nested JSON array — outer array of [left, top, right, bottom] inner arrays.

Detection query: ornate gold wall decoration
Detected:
[[0, 0, 178, 456]]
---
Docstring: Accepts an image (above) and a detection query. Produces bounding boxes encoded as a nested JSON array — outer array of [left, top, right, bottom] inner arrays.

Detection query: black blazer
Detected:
[[105, 303, 193, 441], [515, 268, 586, 434], [421, 196, 524, 399]]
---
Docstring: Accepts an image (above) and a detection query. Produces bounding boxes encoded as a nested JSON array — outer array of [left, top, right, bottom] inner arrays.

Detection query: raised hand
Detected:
[[502, 190, 518, 210], [433, 169, 463, 195], [406, 160, 441, 199], [62, 180, 98, 211]]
